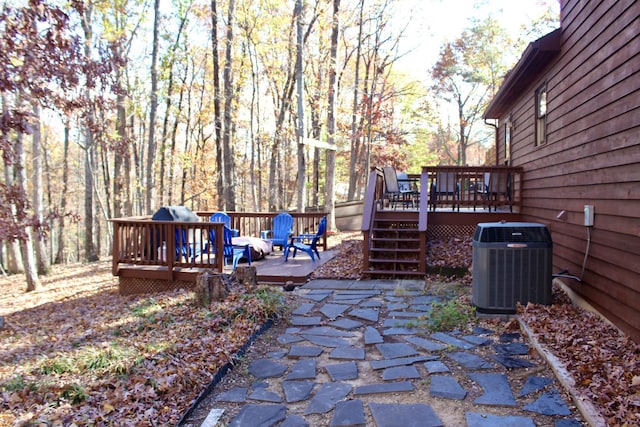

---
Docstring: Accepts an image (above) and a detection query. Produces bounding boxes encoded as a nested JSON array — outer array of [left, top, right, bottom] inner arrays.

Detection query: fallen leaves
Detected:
[[0, 263, 282, 426], [519, 284, 640, 426]]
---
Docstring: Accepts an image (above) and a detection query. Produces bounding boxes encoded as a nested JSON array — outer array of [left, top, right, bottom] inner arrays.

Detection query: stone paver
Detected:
[[331, 399, 365, 427], [319, 303, 350, 319], [430, 375, 467, 400], [282, 381, 316, 403], [301, 334, 350, 348], [285, 360, 317, 380], [353, 380, 414, 395], [523, 388, 572, 416], [404, 335, 446, 352], [304, 382, 351, 415], [229, 404, 286, 427], [196, 280, 584, 427], [369, 403, 443, 427], [518, 376, 553, 397], [248, 386, 282, 403], [466, 412, 535, 427], [329, 346, 365, 360], [470, 373, 517, 406], [248, 359, 287, 378], [325, 361, 358, 381], [288, 345, 323, 358], [363, 326, 384, 344], [329, 318, 363, 330], [376, 342, 419, 359], [382, 365, 420, 381], [447, 351, 495, 369]]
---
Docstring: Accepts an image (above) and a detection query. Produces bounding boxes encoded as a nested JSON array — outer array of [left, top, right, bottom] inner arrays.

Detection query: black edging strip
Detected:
[[176, 319, 275, 426]]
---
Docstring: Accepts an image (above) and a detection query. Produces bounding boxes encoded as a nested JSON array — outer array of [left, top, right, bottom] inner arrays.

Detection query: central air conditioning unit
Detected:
[[472, 222, 553, 314]]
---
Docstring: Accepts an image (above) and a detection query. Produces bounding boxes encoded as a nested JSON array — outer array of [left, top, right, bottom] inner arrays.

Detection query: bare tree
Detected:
[[324, 0, 340, 230], [145, 0, 161, 213], [31, 103, 49, 273], [211, 0, 224, 209], [222, 0, 236, 210], [294, 0, 306, 212]]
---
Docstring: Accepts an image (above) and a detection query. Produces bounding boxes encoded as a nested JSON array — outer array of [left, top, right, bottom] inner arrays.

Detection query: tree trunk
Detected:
[[113, 89, 126, 218], [348, 0, 365, 201], [31, 103, 49, 274], [325, 0, 340, 231], [83, 134, 98, 262], [222, 0, 236, 210], [14, 131, 41, 291], [55, 125, 70, 264], [211, 0, 224, 210], [145, 0, 160, 214], [81, 10, 98, 262], [294, 0, 306, 212]]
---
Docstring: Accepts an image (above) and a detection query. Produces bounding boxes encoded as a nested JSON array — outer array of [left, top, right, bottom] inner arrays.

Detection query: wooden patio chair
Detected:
[[382, 166, 415, 209], [479, 172, 512, 211], [430, 171, 460, 211]]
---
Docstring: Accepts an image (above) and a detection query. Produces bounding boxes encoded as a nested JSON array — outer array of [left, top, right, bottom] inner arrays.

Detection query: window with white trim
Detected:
[[535, 84, 547, 146]]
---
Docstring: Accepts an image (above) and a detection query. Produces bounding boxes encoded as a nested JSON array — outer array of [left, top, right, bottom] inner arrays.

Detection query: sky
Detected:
[[394, 0, 561, 78]]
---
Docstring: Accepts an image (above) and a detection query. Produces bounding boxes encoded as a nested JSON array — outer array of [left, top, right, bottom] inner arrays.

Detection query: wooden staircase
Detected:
[[364, 210, 425, 279]]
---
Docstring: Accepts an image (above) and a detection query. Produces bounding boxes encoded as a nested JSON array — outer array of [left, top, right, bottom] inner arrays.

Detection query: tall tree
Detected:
[[294, 0, 306, 212], [347, 0, 365, 201], [324, 0, 340, 230], [145, 0, 161, 213], [222, 0, 236, 210], [211, 0, 224, 209], [0, 0, 90, 284], [31, 103, 49, 274], [430, 17, 513, 165]]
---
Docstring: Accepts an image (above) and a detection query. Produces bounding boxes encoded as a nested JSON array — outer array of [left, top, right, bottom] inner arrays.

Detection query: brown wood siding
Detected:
[[491, 0, 640, 341]]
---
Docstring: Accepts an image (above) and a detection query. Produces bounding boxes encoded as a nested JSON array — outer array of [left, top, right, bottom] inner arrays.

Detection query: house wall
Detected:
[[494, 0, 640, 341]]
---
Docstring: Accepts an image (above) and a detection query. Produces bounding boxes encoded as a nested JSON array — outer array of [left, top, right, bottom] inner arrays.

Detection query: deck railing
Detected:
[[111, 211, 328, 280], [366, 165, 523, 213]]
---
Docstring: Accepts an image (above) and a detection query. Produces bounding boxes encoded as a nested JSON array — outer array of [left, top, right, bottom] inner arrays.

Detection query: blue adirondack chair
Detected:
[[210, 212, 239, 237], [261, 212, 294, 253], [205, 225, 251, 269], [285, 217, 326, 262], [223, 226, 251, 269], [175, 227, 203, 261]]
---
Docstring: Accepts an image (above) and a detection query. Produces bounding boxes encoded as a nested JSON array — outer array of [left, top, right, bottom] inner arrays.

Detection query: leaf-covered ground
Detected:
[[0, 263, 285, 426], [1, 235, 638, 426]]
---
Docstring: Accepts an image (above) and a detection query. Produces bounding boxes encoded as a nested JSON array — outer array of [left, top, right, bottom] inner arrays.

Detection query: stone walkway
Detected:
[[196, 279, 585, 427]]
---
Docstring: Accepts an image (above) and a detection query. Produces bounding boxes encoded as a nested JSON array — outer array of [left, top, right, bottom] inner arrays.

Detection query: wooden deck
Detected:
[[251, 249, 338, 285]]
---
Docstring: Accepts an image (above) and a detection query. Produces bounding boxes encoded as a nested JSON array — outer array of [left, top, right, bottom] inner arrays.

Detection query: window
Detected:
[[535, 84, 547, 146], [504, 115, 512, 165]]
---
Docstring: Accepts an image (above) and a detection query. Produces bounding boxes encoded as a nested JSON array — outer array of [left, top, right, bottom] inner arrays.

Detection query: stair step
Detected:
[[373, 228, 419, 235], [364, 269, 425, 276], [372, 237, 420, 242], [370, 248, 418, 253], [369, 258, 419, 264]]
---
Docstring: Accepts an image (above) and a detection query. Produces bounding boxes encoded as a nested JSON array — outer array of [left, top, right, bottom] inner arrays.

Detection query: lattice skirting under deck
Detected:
[[427, 224, 476, 241], [118, 277, 194, 295]]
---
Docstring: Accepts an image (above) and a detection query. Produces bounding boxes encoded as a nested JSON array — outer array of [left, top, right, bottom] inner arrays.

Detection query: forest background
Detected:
[[0, 0, 558, 289]]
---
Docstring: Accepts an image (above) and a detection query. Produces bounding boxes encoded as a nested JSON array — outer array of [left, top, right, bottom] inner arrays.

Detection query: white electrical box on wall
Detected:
[[584, 205, 594, 227]]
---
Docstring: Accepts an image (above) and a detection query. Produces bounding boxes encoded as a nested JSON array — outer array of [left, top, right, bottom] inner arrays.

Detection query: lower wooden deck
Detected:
[[116, 248, 338, 294]]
